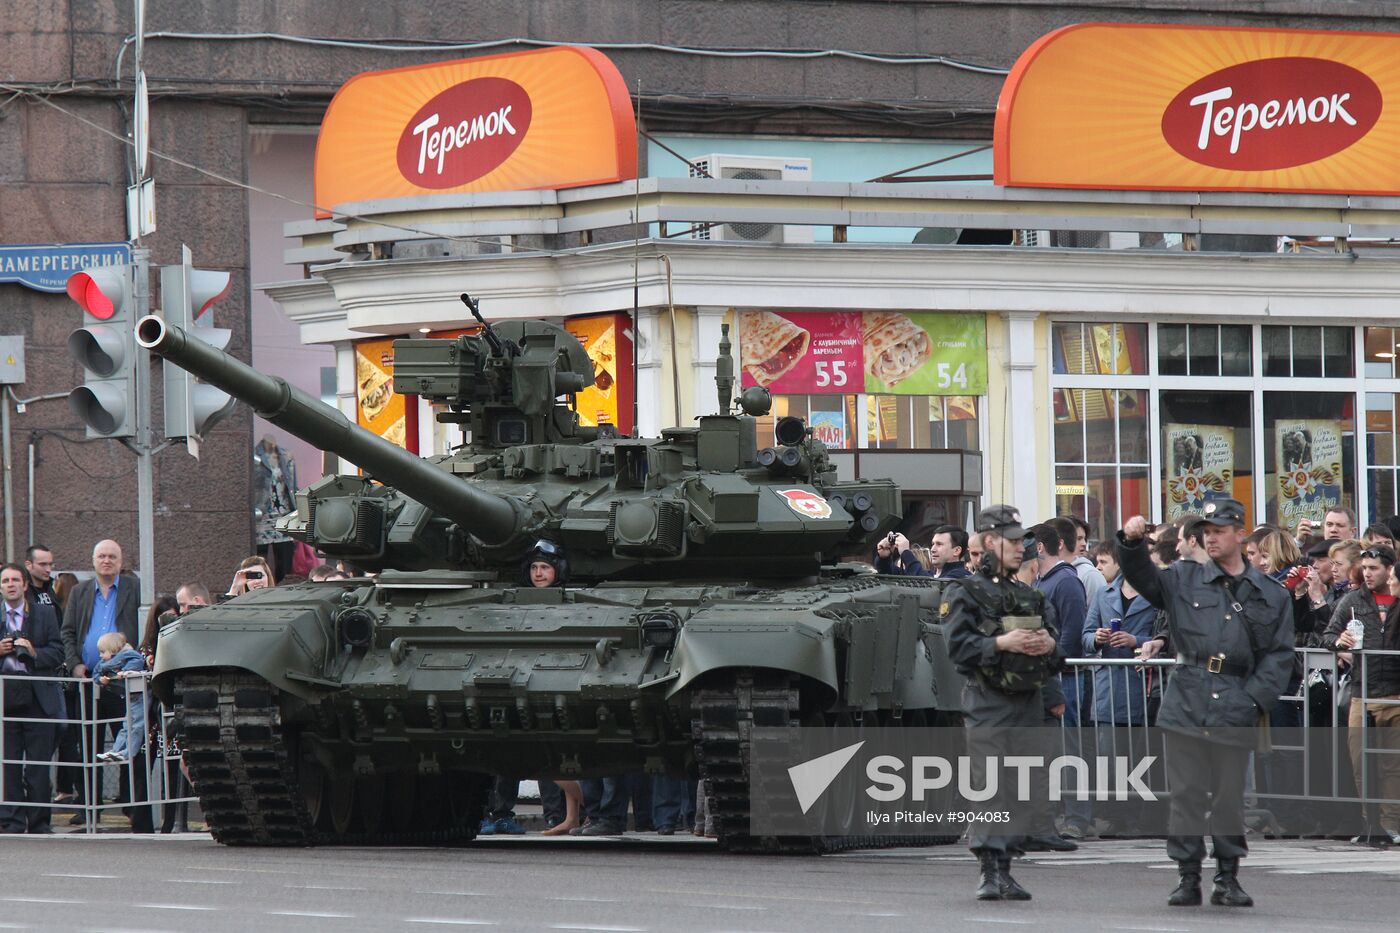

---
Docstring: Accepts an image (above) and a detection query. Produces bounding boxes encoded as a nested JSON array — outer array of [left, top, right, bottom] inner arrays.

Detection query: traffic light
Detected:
[[159, 245, 235, 449], [67, 265, 137, 437]]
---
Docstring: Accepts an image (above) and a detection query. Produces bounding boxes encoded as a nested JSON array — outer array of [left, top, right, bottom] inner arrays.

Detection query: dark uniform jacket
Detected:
[[60, 572, 141, 673], [1321, 588, 1400, 698], [944, 565, 1066, 709], [1, 597, 65, 717], [1116, 534, 1293, 746]]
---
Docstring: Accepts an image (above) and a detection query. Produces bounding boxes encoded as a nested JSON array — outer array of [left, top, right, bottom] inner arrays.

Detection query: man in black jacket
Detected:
[[0, 563, 64, 833], [1117, 499, 1292, 908]]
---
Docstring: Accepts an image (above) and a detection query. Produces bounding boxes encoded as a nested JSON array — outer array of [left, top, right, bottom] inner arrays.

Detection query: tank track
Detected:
[[175, 670, 487, 847], [693, 668, 959, 855]]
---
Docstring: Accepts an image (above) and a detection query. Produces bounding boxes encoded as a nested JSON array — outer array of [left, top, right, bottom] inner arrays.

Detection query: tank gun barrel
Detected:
[[135, 315, 524, 545]]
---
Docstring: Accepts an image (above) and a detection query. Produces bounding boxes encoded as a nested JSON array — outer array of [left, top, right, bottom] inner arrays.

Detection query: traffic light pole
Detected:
[[131, 247, 156, 610]]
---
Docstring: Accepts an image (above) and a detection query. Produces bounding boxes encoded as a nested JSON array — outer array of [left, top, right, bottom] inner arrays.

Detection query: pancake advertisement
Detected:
[[738, 311, 986, 396]]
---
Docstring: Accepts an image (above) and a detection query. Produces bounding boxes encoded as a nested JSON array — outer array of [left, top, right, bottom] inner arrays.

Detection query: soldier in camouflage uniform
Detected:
[[945, 505, 1067, 901]]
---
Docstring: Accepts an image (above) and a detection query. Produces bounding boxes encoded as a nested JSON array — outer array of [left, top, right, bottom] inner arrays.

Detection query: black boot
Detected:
[[975, 851, 1002, 900], [1167, 862, 1202, 907], [1210, 858, 1253, 907], [997, 856, 1031, 900]]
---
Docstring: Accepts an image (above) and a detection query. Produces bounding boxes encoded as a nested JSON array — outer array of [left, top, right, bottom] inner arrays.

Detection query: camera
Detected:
[[244, 570, 264, 581]]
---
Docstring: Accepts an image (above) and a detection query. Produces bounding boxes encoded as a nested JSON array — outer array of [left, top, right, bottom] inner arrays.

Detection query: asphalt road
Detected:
[[2, 834, 1398, 933]]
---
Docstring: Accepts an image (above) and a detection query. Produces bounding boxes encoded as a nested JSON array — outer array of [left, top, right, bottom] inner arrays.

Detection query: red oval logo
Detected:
[[396, 78, 533, 188], [1161, 57, 1381, 171]]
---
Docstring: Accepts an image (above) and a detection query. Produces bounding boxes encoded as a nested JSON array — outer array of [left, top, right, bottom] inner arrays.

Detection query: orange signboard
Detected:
[[995, 24, 1400, 195], [314, 46, 637, 217], [355, 337, 418, 453]]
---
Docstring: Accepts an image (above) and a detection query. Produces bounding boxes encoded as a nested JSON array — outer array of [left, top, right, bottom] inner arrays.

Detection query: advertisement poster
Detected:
[[1164, 423, 1234, 520], [738, 310, 987, 396], [564, 312, 634, 435], [738, 311, 864, 395], [863, 312, 988, 395], [808, 410, 847, 449], [1275, 419, 1343, 526], [355, 337, 417, 452]]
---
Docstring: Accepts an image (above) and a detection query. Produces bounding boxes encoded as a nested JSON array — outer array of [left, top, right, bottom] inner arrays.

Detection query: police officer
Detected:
[[945, 505, 1066, 901], [1117, 499, 1292, 908]]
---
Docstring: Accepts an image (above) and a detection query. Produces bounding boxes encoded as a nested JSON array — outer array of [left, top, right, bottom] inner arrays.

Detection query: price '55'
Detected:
[[814, 360, 849, 387]]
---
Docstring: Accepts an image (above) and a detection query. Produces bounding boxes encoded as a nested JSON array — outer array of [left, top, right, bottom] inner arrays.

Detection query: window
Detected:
[[1160, 391, 1254, 522], [1263, 392, 1355, 529], [763, 394, 979, 452], [1053, 388, 1149, 540], [1364, 327, 1400, 378], [1052, 322, 1147, 375], [1366, 393, 1397, 522], [1262, 325, 1353, 378], [1157, 324, 1251, 376]]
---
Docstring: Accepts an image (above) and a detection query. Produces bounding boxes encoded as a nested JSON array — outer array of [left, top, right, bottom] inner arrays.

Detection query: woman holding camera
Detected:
[[225, 556, 275, 599]]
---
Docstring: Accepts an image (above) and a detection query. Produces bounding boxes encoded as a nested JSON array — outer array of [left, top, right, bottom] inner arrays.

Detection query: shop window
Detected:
[[1263, 392, 1355, 529], [1262, 325, 1353, 378], [1365, 393, 1397, 523], [766, 394, 979, 452], [1051, 322, 1147, 375], [1157, 324, 1251, 376], [1364, 327, 1400, 378], [1053, 388, 1149, 540], [1160, 391, 1254, 523]]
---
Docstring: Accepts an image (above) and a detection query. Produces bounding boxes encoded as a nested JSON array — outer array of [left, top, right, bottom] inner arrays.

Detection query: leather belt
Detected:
[[1178, 652, 1251, 678]]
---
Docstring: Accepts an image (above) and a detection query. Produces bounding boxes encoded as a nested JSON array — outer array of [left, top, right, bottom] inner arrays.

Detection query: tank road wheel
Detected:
[[692, 668, 821, 855], [356, 775, 387, 835], [173, 671, 316, 846], [387, 772, 418, 830], [297, 753, 327, 827], [328, 776, 356, 836]]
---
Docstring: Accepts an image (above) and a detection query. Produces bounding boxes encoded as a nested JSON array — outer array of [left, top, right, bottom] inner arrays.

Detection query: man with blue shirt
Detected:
[[59, 540, 142, 827], [1030, 521, 1094, 839]]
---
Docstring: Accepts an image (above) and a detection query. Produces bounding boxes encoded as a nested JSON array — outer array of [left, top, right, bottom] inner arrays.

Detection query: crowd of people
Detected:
[[890, 501, 1400, 906]]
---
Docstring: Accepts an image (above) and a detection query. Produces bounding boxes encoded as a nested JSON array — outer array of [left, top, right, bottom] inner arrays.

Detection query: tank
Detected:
[[137, 299, 967, 851]]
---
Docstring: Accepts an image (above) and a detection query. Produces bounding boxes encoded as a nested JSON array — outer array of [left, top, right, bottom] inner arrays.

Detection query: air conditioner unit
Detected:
[[688, 154, 814, 243]]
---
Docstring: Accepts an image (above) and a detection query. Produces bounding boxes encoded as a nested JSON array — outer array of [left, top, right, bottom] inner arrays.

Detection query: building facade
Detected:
[[4, 2, 1400, 595]]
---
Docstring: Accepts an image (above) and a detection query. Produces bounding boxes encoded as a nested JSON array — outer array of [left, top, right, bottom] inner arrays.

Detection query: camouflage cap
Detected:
[[975, 504, 1026, 538], [1199, 498, 1246, 527]]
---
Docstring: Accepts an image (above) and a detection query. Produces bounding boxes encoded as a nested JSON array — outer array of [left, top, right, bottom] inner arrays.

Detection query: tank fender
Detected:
[[666, 615, 839, 702], [150, 604, 336, 704]]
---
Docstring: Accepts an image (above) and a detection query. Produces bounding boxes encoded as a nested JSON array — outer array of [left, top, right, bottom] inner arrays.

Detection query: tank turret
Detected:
[[137, 306, 900, 579]]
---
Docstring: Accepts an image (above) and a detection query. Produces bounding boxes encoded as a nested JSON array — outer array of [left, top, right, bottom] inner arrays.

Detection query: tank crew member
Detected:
[[945, 505, 1066, 901], [481, 540, 572, 837], [1116, 499, 1292, 908]]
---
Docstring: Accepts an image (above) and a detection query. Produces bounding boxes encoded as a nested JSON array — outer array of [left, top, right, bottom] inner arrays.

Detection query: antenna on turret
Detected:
[[715, 322, 735, 414], [461, 293, 517, 358]]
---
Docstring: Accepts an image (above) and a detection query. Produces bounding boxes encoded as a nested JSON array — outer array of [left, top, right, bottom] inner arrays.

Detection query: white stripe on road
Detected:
[[163, 879, 235, 885], [415, 891, 489, 897], [545, 897, 623, 903], [285, 884, 361, 891], [549, 926, 648, 933], [0, 898, 84, 905], [961, 920, 1034, 925], [267, 911, 355, 919], [135, 905, 217, 911], [44, 873, 118, 879], [405, 921, 495, 927]]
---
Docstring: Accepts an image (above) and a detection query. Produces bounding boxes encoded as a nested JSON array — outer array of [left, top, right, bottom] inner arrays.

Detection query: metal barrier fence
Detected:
[[0, 671, 197, 833], [2, 649, 1397, 836], [1059, 648, 1400, 835]]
